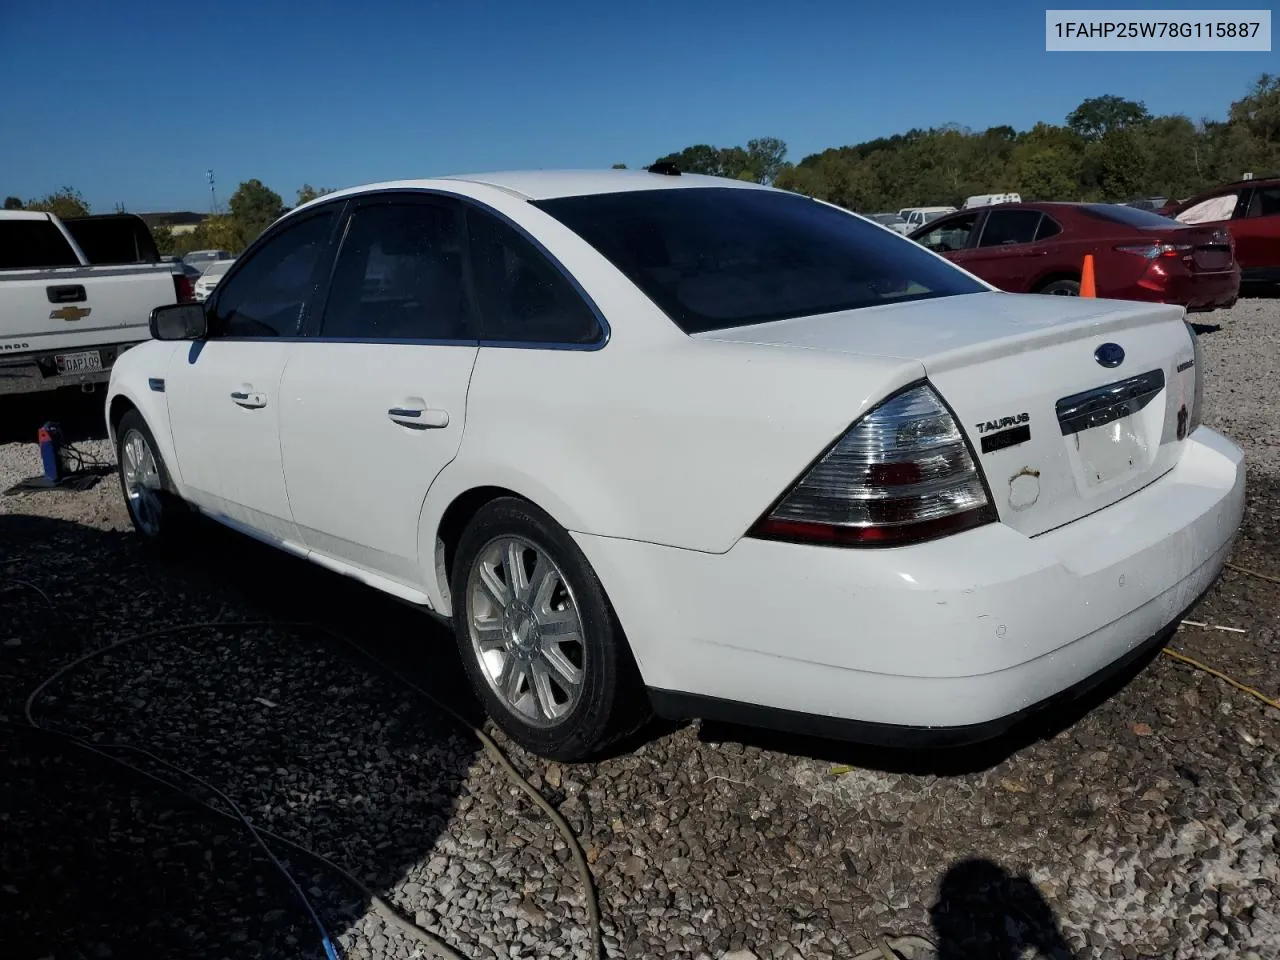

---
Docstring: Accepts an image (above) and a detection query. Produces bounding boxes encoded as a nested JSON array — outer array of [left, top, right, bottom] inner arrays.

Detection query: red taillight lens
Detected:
[[1115, 243, 1193, 260], [174, 273, 195, 303], [747, 383, 996, 548]]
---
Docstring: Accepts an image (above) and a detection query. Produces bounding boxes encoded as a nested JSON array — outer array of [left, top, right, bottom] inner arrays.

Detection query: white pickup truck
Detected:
[[0, 210, 190, 397]]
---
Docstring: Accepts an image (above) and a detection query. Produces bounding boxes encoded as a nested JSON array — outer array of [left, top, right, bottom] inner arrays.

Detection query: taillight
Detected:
[[1185, 321, 1204, 433], [1115, 243, 1193, 260], [173, 273, 195, 303], [748, 382, 996, 548]]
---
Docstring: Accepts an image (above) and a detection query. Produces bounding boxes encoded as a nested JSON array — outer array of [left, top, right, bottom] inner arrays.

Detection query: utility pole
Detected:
[[207, 169, 218, 214]]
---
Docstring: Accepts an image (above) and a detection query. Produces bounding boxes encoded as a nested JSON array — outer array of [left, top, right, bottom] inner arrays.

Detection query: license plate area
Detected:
[[1057, 368, 1166, 490], [54, 350, 103, 374]]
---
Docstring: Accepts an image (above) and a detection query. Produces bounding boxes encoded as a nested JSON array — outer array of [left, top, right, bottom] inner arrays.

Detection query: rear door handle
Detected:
[[388, 405, 449, 429], [230, 390, 268, 409]]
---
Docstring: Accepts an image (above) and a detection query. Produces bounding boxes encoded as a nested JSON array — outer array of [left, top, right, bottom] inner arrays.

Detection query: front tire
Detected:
[[450, 497, 646, 761], [116, 409, 185, 545]]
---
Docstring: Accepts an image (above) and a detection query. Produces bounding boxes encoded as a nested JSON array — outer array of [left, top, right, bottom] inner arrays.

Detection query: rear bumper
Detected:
[[1124, 265, 1241, 312], [0, 342, 141, 396], [576, 427, 1245, 739]]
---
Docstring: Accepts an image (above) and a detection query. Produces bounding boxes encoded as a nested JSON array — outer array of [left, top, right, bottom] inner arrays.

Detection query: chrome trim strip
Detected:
[[1056, 369, 1165, 436]]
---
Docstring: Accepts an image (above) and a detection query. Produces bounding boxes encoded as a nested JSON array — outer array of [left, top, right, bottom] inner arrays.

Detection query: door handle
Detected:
[[230, 390, 268, 409], [388, 405, 449, 429]]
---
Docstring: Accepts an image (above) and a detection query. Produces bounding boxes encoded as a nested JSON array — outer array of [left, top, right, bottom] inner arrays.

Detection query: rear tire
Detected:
[[115, 409, 187, 546], [450, 497, 647, 761], [1039, 278, 1080, 296]]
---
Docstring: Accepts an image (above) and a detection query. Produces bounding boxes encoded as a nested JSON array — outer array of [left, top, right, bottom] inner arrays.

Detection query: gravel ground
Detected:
[[1, 296, 1278, 960]]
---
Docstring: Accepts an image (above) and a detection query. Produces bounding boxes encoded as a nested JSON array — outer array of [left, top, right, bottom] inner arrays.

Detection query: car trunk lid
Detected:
[[698, 291, 1199, 537]]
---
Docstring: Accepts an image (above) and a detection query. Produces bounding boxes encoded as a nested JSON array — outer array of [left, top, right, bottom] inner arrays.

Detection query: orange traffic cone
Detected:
[[1080, 254, 1097, 298]]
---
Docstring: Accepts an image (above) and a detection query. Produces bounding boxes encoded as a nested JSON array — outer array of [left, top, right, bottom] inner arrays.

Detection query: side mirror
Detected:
[[150, 302, 207, 341]]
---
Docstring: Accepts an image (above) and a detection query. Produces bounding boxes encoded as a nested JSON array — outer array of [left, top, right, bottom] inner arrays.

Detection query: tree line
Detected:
[[651, 74, 1279, 212], [8, 73, 1276, 254]]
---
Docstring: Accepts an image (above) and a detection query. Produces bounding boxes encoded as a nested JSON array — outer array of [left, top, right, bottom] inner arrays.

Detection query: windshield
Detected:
[[1078, 203, 1181, 228], [534, 188, 984, 334]]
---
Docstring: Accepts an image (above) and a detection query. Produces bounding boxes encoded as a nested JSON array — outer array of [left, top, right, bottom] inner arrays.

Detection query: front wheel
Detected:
[[116, 409, 185, 545], [450, 497, 647, 760]]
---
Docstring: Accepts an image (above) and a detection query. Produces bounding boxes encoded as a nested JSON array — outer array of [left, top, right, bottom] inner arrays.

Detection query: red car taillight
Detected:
[[173, 273, 195, 303], [747, 383, 996, 548], [1115, 242, 1193, 260]]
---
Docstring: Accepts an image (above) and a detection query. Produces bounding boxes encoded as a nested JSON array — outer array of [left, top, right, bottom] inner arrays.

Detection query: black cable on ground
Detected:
[[16, 614, 602, 960]]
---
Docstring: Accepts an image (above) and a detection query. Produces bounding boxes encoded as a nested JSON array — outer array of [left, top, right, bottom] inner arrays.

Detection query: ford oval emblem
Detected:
[[1095, 342, 1125, 368]]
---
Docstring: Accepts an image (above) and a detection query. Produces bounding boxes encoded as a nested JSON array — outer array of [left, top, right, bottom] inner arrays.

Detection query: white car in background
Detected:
[[867, 212, 913, 235], [193, 258, 235, 302], [899, 206, 957, 230], [106, 170, 1245, 760]]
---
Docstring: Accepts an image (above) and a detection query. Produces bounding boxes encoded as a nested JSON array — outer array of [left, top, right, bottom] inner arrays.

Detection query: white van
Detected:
[[898, 206, 957, 231], [962, 193, 1022, 209]]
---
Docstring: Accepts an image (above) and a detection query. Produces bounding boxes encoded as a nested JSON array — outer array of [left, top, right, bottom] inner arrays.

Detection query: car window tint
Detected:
[[1176, 193, 1238, 225], [211, 211, 337, 338], [465, 208, 601, 344], [535, 189, 984, 334], [1034, 216, 1062, 241], [0, 218, 80, 269], [321, 202, 470, 341], [1247, 186, 1280, 218], [978, 210, 1043, 247], [915, 212, 981, 253]]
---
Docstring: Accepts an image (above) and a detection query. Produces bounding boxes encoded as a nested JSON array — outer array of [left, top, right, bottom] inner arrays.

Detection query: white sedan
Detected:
[[106, 169, 1245, 760], [193, 258, 235, 302]]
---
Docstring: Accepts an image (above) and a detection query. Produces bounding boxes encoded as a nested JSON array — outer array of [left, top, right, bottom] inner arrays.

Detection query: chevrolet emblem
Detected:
[[50, 305, 91, 322]]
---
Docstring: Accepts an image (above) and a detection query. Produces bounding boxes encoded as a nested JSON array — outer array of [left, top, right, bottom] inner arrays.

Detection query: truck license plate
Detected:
[[54, 350, 103, 374]]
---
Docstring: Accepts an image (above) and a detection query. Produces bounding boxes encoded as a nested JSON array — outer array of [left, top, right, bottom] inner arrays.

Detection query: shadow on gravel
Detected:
[[0, 512, 480, 960], [0, 387, 111, 445], [930, 858, 1072, 960]]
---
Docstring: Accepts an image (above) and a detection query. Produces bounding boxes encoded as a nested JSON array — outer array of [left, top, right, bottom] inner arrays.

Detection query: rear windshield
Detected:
[[63, 216, 160, 265], [0, 218, 80, 270], [534, 188, 984, 334], [1078, 204, 1179, 229]]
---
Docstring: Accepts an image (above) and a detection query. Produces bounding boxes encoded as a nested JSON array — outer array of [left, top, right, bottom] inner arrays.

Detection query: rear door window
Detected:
[[1246, 186, 1280, 218], [977, 210, 1043, 247], [0, 218, 80, 269]]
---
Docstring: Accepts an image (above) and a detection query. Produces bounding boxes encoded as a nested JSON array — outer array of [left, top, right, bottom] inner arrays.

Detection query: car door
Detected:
[[1232, 184, 1280, 277], [962, 209, 1052, 291], [279, 193, 479, 589], [165, 205, 343, 544]]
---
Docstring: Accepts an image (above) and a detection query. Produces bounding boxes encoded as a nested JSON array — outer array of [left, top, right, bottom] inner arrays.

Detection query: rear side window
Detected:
[[62, 216, 160, 265], [465, 208, 601, 344], [321, 201, 470, 341], [914, 212, 981, 253], [535, 188, 983, 334], [978, 210, 1043, 247], [1035, 216, 1062, 241], [210, 210, 337, 338], [0, 218, 79, 269]]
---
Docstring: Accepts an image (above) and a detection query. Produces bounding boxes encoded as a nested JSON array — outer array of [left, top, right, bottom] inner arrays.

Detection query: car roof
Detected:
[[0, 210, 56, 221], [302, 169, 771, 207]]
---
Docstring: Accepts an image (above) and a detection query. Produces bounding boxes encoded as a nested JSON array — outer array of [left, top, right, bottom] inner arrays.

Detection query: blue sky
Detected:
[[0, 0, 1272, 212]]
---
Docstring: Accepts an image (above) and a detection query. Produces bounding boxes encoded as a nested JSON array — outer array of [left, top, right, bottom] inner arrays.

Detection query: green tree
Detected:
[[611, 163, 627, 169], [191, 214, 247, 254], [1089, 130, 1150, 201], [150, 223, 175, 255], [3, 196, 22, 210], [1015, 146, 1082, 200], [745, 137, 788, 183], [1066, 95, 1151, 140], [228, 179, 285, 246], [26, 186, 90, 219], [295, 184, 335, 206]]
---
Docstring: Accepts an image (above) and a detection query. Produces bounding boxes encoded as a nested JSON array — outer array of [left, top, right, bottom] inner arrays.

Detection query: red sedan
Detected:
[[1164, 177, 1280, 288], [908, 202, 1240, 311]]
